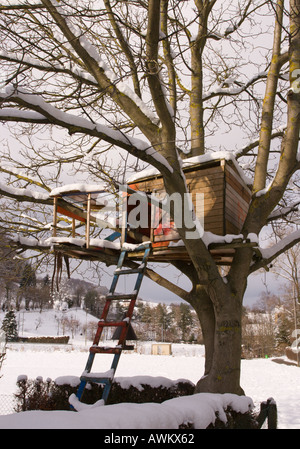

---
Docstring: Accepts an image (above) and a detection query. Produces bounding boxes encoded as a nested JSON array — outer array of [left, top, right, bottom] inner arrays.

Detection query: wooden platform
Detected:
[[46, 234, 257, 266]]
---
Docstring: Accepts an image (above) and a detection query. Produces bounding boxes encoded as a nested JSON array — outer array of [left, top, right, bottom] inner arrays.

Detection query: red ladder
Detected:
[[74, 242, 151, 406]]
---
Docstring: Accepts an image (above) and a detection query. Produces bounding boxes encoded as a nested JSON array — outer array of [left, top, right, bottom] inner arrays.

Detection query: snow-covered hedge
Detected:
[[17, 336, 70, 344], [15, 375, 194, 411], [13, 375, 259, 429]]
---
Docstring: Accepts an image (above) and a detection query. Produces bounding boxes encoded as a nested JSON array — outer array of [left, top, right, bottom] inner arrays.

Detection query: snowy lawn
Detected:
[[0, 309, 299, 429], [0, 343, 299, 429]]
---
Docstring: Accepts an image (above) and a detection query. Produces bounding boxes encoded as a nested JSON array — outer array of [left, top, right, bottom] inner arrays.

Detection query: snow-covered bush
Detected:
[[14, 375, 261, 428], [15, 376, 194, 411]]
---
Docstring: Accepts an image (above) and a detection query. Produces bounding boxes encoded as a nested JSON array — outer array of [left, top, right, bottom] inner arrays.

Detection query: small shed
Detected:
[[151, 343, 172, 355]]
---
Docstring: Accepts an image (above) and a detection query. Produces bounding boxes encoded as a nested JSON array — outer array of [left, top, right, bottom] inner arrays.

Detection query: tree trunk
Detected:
[[188, 284, 245, 395], [163, 167, 245, 395], [195, 305, 244, 395], [189, 285, 215, 376]]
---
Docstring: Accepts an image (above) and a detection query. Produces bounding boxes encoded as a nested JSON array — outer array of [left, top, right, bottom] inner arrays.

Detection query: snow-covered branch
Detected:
[[235, 128, 287, 159], [145, 0, 175, 130], [0, 178, 94, 225], [0, 51, 98, 86], [0, 108, 48, 124], [0, 164, 50, 192], [0, 2, 43, 11], [0, 86, 173, 174], [0, 182, 50, 205], [40, 0, 160, 139], [203, 71, 268, 102], [251, 230, 300, 273], [267, 201, 300, 222]]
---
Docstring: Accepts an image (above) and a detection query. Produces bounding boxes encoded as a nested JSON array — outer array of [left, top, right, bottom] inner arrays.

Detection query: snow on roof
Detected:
[[127, 151, 252, 186], [50, 183, 107, 197]]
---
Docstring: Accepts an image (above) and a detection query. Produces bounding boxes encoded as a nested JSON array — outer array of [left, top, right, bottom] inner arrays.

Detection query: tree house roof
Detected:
[[50, 183, 109, 211], [127, 151, 252, 190]]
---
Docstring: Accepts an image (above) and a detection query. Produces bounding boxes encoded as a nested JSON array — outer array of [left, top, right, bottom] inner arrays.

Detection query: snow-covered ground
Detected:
[[0, 308, 299, 429]]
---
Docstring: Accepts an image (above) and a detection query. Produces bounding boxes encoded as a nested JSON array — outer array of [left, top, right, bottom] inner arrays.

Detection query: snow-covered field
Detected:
[[0, 309, 299, 429]]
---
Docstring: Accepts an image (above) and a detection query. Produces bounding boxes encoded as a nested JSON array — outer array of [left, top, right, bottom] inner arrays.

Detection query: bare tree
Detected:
[[0, 0, 299, 395], [271, 238, 300, 304]]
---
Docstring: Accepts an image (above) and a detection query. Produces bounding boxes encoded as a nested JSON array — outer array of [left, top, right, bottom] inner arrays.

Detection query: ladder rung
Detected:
[[123, 344, 135, 350], [122, 242, 151, 251], [80, 376, 112, 384], [89, 344, 135, 354], [107, 293, 137, 300], [114, 267, 143, 275], [80, 376, 111, 384], [80, 368, 114, 384], [97, 320, 127, 328], [90, 346, 122, 354], [80, 368, 115, 382]]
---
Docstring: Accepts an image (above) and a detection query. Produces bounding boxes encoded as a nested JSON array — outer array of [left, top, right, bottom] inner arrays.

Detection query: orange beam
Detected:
[[57, 205, 86, 223]]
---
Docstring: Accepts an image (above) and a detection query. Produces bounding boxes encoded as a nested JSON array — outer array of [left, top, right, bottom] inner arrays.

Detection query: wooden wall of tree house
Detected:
[[127, 159, 251, 247]]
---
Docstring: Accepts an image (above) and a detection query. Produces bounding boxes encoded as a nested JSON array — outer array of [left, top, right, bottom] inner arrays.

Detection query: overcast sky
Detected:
[[92, 259, 285, 309], [137, 270, 285, 308]]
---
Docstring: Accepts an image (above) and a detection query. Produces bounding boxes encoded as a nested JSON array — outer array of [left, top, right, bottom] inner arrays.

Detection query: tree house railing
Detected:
[[50, 184, 117, 249]]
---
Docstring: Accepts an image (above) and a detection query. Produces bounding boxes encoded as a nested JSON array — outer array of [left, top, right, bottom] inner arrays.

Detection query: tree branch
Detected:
[[0, 182, 50, 205], [0, 87, 173, 175], [203, 71, 268, 102], [267, 200, 300, 222], [0, 180, 97, 224], [41, 0, 160, 143], [235, 128, 286, 159], [146, 0, 175, 130], [0, 3, 44, 11], [161, 0, 177, 115], [250, 229, 300, 273], [0, 52, 98, 87], [253, 0, 285, 192], [103, 0, 141, 98]]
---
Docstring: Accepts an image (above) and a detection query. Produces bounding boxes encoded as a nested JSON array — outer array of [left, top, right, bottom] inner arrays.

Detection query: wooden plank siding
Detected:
[[224, 164, 251, 234], [127, 159, 251, 248]]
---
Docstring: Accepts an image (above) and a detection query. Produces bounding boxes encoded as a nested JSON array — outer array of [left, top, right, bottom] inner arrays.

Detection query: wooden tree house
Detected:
[[125, 154, 253, 265], [49, 154, 255, 266]]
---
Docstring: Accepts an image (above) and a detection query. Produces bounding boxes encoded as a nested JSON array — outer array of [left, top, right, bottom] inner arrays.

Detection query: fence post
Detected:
[[266, 398, 277, 429], [257, 397, 277, 429]]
